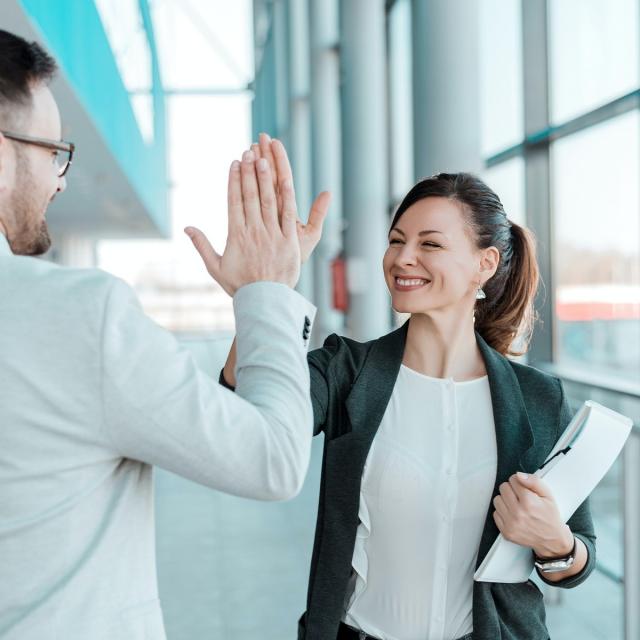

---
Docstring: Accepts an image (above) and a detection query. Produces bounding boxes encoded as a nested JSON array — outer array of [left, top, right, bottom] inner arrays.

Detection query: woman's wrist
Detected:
[[533, 525, 575, 560], [222, 338, 238, 387]]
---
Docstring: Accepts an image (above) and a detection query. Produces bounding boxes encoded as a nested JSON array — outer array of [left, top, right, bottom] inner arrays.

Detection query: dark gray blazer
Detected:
[[297, 321, 596, 640]]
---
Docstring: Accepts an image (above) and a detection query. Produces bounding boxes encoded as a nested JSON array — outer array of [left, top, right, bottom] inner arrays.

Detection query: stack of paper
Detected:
[[474, 400, 633, 583]]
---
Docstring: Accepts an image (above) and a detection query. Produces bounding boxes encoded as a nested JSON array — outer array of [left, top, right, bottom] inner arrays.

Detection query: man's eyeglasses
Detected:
[[1, 130, 75, 177]]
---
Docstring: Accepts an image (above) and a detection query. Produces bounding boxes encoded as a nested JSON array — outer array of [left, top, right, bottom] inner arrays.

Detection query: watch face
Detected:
[[535, 556, 575, 573]]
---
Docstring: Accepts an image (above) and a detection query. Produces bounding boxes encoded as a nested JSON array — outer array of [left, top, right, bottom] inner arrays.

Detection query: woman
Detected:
[[214, 138, 596, 640]]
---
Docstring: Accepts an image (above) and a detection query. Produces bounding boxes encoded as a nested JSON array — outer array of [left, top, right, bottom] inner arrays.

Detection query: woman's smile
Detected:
[[393, 276, 432, 292]]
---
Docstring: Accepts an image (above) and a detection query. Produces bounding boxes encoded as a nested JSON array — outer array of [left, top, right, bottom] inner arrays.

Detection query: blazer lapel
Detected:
[[344, 321, 408, 450], [475, 333, 538, 566]]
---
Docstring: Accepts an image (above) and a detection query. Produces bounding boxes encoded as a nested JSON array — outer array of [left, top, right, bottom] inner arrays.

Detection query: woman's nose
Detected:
[[394, 244, 418, 266]]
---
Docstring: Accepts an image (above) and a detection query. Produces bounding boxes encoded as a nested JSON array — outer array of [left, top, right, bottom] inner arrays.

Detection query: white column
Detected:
[[309, 0, 344, 340], [340, 0, 390, 340], [412, 0, 482, 178], [50, 234, 97, 267], [288, 0, 314, 300]]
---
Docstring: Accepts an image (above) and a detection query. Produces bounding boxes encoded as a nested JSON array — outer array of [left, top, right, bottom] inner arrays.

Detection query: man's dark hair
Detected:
[[0, 29, 57, 129]]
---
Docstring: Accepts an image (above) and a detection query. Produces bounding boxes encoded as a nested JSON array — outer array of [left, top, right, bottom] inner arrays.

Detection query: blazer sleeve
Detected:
[[100, 277, 317, 502], [536, 378, 597, 589], [221, 333, 340, 437], [307, 334, 342, 436]]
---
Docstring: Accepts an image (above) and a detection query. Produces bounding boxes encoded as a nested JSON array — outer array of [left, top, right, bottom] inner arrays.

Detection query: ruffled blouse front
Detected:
[[342, 365, 497, 640]]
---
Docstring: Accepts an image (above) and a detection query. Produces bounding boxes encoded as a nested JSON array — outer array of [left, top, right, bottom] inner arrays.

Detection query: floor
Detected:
[[154, 336, 624, 639], [155, 438, 622, 640]]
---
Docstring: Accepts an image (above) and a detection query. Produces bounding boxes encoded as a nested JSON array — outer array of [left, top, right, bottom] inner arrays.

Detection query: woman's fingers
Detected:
[[259, 132, 278, 189], [271, 138, 296, 212], [279, 177, 298, 238], [306, 191, 330, 235], [499, 480, 520, 511]]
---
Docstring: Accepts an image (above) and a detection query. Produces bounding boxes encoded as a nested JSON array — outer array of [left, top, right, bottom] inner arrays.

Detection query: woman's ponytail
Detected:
[[474, 222, 539, 356]]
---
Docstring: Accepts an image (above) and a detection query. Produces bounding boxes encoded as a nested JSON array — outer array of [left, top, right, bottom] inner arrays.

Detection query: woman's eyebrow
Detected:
[[389, 228, 444, 236]]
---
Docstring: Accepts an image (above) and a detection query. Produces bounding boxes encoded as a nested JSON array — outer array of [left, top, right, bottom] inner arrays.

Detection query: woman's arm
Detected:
[[222, 338, 237, 387], [533, 533, 588, 584], [492, 472, 595, 587], [220, 334, 343, 438]]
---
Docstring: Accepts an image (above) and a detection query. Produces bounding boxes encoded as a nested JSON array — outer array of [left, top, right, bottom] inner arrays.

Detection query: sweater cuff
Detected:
[[536, 533, 596, 589]]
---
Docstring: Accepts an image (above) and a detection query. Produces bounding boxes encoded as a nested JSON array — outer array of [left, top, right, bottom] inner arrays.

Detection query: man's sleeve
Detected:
[[100, 277, 316, 501]]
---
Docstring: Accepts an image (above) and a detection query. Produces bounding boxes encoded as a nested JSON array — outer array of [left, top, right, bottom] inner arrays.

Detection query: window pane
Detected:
[[549, 0, 639, 124], [479, 0, 524, 156], [95, 0, 154, 141], [551, 111, 640, 381], [482, 156, 526, 226]]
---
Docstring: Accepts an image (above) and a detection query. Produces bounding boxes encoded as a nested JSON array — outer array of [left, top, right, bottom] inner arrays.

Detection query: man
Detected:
[[0, 30, 327, 639]]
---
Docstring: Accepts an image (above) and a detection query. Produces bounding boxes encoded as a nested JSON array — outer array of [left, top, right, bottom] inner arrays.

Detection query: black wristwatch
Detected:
[[534, 536, 577, 574]]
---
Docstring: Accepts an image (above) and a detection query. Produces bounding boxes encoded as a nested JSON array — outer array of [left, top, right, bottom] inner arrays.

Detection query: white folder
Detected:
[[474, 400, 633, 583]]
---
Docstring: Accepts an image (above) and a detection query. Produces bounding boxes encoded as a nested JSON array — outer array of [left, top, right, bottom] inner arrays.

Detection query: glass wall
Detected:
[[479, 0, 523, 156], [551, 111, 640, 382], [479, 1, 640, 638], [95, 0, 154, 142], [548, 0, 639, 123]]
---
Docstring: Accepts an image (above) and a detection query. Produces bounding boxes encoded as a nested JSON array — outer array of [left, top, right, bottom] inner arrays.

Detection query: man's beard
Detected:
[[8, 151, 52, 256]]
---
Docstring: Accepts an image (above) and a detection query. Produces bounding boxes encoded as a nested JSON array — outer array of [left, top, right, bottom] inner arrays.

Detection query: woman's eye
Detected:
[[389, 238, 402, 245], [422, 242, 440, 248]]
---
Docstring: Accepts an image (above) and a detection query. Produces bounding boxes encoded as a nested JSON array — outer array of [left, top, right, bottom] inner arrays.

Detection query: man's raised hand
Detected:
[[185, 150, 301, 296]]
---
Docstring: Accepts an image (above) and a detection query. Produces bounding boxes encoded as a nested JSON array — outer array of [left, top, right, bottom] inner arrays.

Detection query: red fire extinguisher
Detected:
[[331, 254, 349, 312]]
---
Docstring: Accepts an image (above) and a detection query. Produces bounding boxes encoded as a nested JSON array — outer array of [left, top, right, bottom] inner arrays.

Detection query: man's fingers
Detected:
[[227, 160, 244, 231], [240, 150, 262, 227], [280, 177, 298, 238], [256, 157, 278, 230], [184, 226, 222, 280]]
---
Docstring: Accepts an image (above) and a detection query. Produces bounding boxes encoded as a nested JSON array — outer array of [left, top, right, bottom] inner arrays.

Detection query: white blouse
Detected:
[[342, 364, 498, 640]]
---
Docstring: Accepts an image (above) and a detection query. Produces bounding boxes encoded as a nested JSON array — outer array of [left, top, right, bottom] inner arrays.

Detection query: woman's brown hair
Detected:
[[390, 172, 539, 356]]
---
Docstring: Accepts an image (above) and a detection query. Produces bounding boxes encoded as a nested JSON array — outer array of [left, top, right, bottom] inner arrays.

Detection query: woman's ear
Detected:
[[0, 133, 11, 194], [479, 246, 500, 283]]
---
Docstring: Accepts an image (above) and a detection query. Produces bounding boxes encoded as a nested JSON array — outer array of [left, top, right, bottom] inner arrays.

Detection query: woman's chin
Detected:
[[392, 301, 424, 314]]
